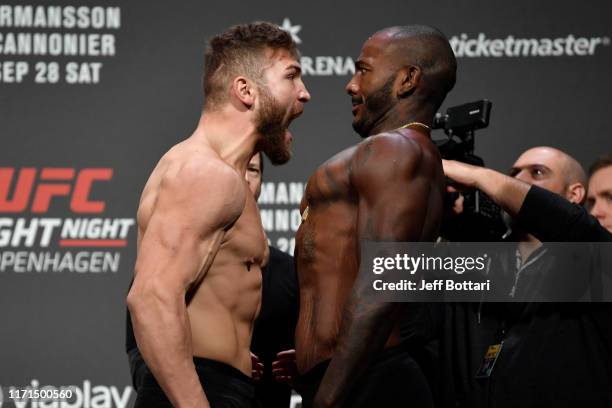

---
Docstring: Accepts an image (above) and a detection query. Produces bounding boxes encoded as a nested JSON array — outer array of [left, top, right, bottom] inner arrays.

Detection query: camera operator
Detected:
[[441, 147, 612, 408], [443, 149, 610, 242], [587, 154, 612, 233]]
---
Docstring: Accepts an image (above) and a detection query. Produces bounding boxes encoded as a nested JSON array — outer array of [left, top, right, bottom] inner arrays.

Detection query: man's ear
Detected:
[[397, 65, 421, 97], [566, 182, 586, 205], [232, 76, 255, 108]]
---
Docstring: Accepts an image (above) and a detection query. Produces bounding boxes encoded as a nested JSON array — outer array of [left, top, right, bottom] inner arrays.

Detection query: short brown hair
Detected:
[[589, 154, 612, 177], [203, 21, 298, 109]]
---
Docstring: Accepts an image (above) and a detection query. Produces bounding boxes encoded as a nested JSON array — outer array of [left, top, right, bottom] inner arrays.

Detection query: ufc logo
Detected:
[[0, 168, 113, 213]]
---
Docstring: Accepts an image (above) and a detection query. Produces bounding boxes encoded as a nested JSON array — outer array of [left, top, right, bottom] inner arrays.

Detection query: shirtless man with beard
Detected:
[[127, 22, 310, 408], [294, 25, 456, 408]]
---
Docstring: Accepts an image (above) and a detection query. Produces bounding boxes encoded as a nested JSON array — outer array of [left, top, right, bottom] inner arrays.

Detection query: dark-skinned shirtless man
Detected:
[[127, 22, 310, 408], [294, 25, 456, 408]]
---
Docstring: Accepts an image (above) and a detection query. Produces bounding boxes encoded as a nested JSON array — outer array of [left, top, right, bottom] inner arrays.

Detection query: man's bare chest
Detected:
[[220, 196, 268, 266]]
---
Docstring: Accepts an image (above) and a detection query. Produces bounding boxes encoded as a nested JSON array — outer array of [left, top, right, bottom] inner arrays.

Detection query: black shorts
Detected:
[[297, 346, 433, 408], [134, 357, 258, 408], [127, 348, 147, 391]]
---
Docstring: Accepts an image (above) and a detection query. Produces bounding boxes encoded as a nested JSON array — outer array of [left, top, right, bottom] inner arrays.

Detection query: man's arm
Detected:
[[442, 159, 611, 242], [313, 135, 440, 407], [442, 159, 530, 216], [516, 184, 612, 242], [127, 161, 246, 408]]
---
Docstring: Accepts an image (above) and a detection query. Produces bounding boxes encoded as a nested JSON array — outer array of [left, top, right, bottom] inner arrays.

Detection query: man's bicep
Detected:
[[133, 205, 224, 294], [133, 168, 245, 293]]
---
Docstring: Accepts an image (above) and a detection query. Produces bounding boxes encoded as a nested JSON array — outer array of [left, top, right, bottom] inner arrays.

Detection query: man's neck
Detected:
[[369, 102, 434, 136], [192, 107, 259, 174]]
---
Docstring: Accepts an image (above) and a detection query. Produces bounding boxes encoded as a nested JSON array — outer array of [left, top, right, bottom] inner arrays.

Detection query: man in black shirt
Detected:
[[442, 148, 610, 242], [441, 148, 612, 408], [247, 154, 299, 408], [246, 154, 298, 408], [250, 244, 298, 408]]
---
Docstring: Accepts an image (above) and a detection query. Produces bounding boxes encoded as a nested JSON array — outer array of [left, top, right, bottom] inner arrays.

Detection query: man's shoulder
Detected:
[[163, 148, 242, 190], [347, 129, 443, 193], [155, 147, 247, 219], [371, 128, 437, 155], [351, 130, 437, 171]]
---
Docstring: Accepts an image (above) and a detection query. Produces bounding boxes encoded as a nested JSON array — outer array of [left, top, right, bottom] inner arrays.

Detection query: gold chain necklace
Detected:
[[397, 121, 431, 132]]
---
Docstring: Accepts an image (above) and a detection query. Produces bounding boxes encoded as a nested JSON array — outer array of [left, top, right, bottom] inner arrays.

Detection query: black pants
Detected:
[[134, 357, 258, 408], [298, 346, 434, 408], [128, 348, 147, 391]]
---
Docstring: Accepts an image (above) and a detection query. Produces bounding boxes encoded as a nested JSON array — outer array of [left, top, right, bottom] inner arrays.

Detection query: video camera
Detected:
[[433, 100, 507, 241]]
